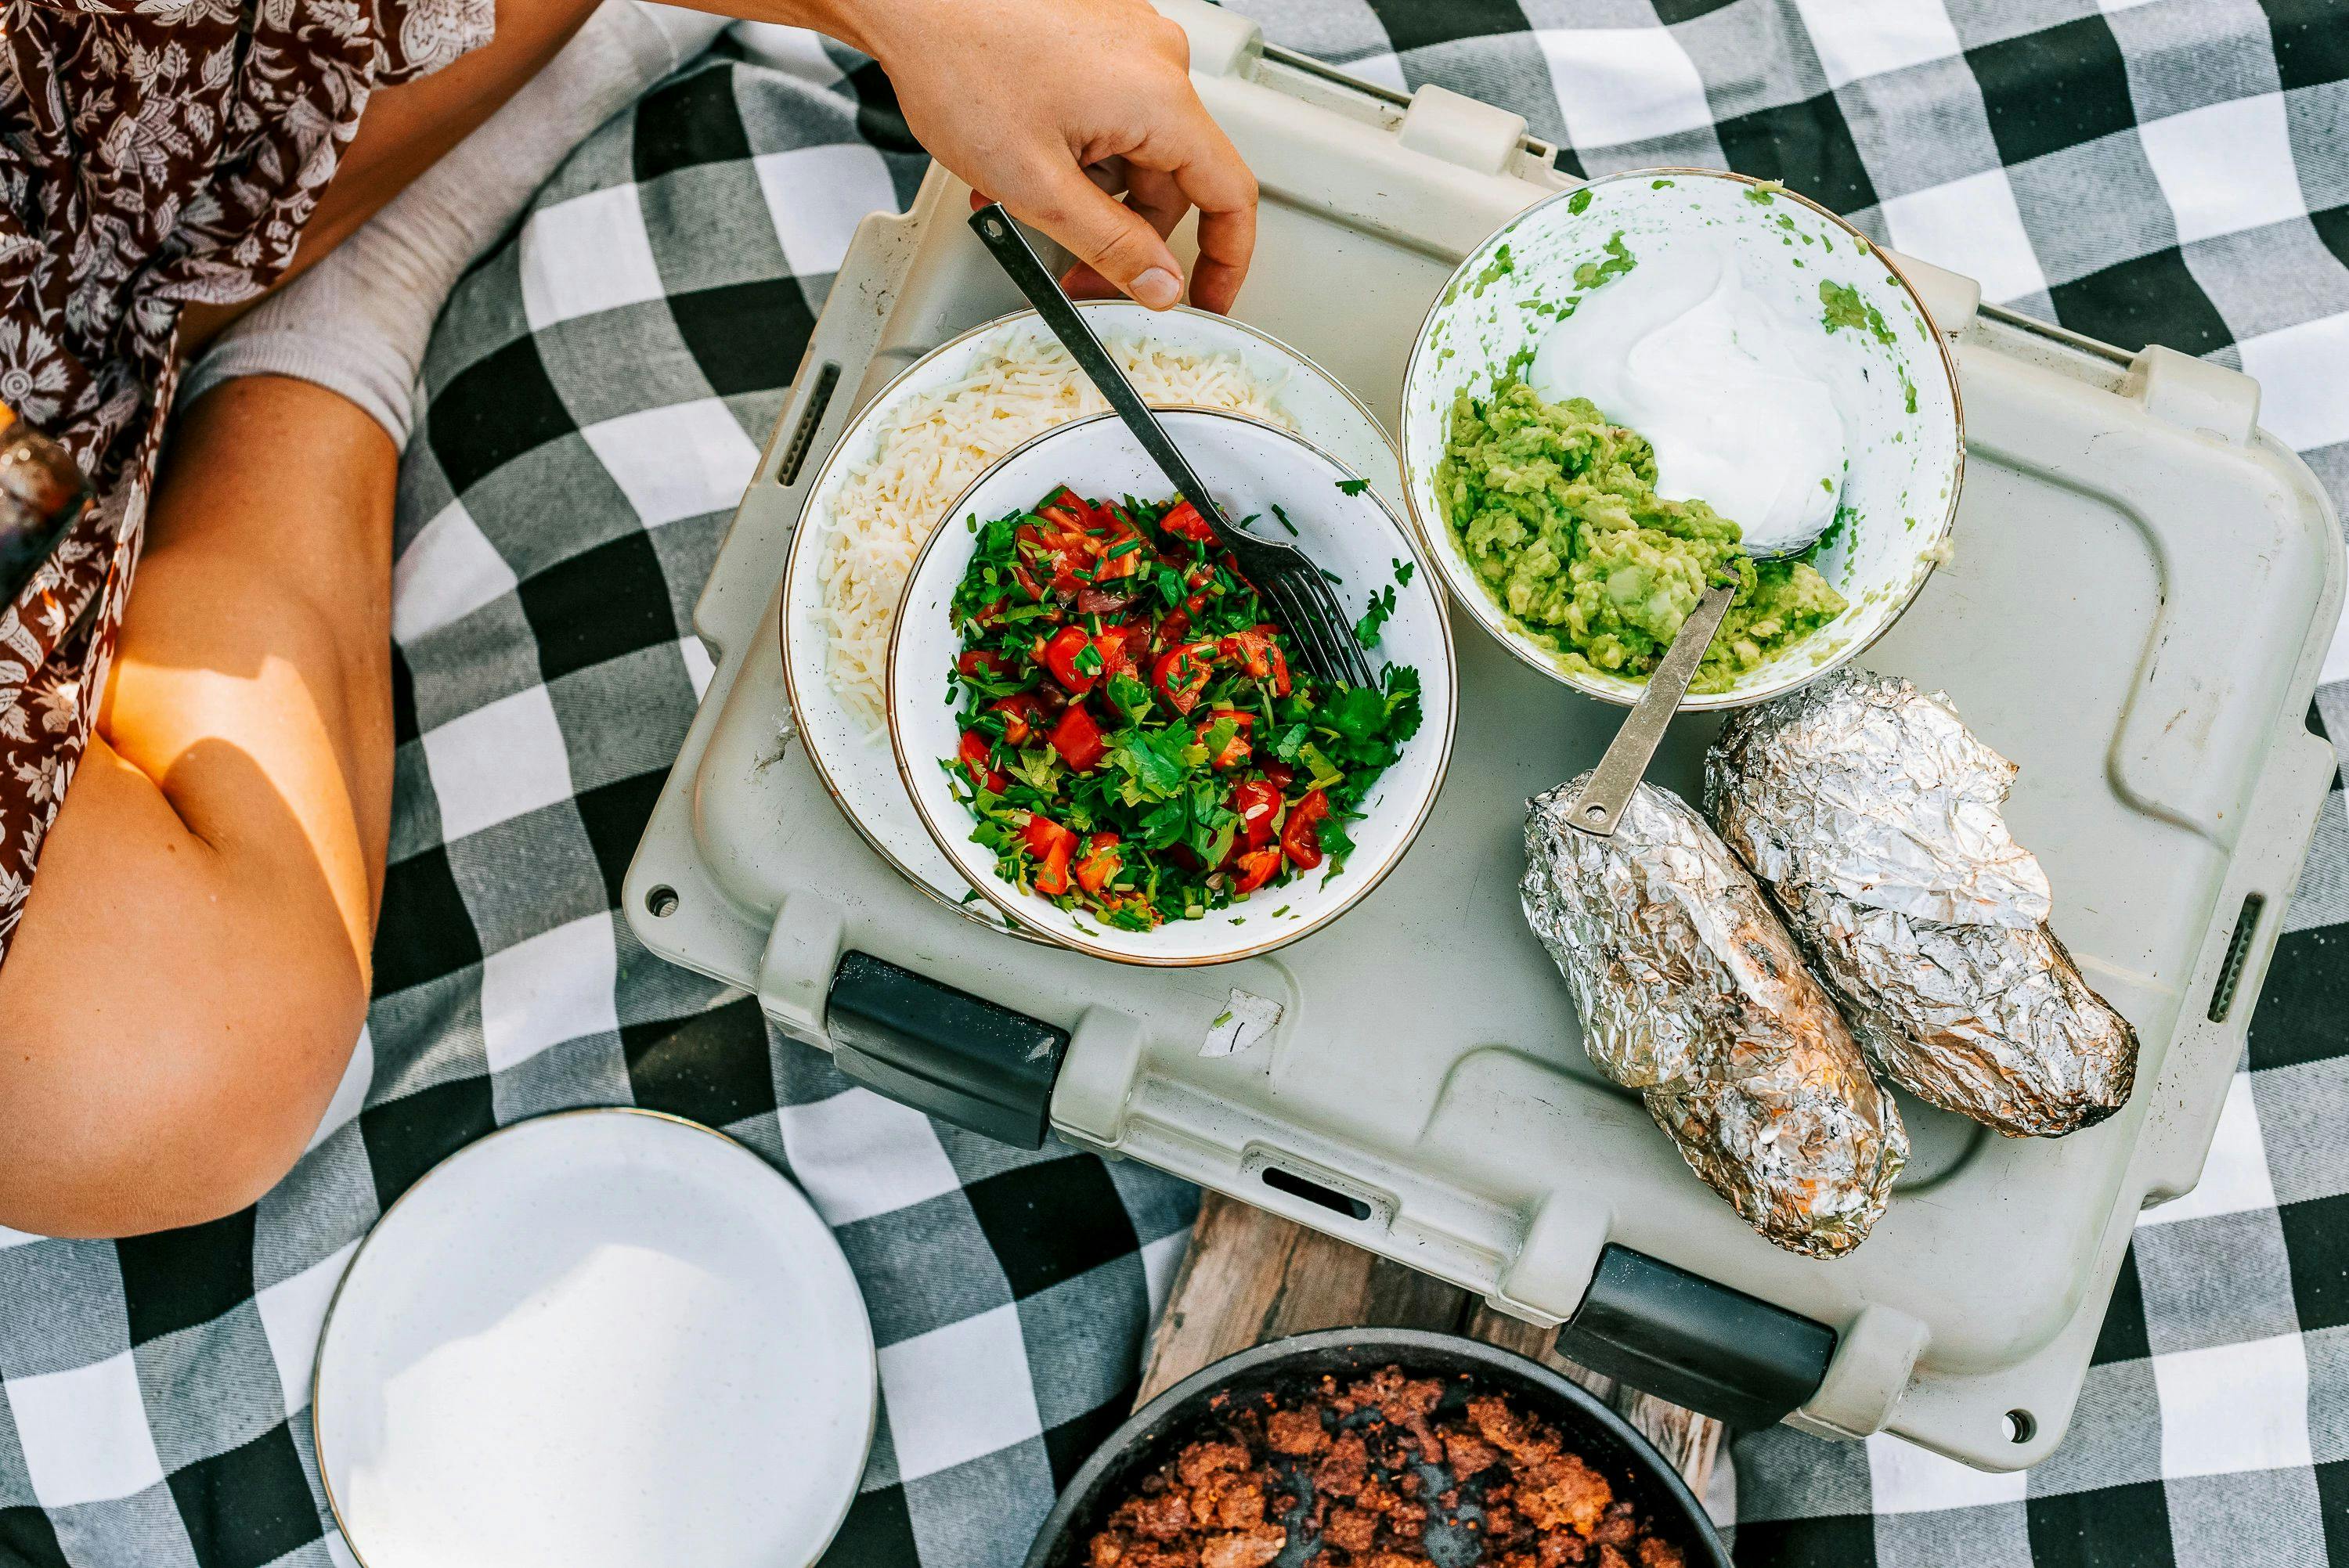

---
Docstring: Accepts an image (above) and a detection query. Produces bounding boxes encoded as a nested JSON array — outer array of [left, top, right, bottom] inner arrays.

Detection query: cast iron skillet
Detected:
[[1024, 1326, 1731, 1567]]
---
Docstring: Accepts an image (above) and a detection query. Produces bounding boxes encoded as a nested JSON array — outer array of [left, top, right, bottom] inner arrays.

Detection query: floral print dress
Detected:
[[0, 0, 491, 958]]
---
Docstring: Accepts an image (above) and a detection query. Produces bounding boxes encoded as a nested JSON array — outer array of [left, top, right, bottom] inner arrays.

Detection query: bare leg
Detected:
[[0, 0, 713, 1237], [0, 380, 395, 1238]]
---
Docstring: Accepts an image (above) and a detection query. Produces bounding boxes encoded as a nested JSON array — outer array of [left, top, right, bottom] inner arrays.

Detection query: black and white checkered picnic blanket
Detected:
[[3, 3, 2348, 1566]]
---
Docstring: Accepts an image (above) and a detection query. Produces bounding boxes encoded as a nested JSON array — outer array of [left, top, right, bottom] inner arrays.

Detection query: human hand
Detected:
[[828, 0, 1257, 312]]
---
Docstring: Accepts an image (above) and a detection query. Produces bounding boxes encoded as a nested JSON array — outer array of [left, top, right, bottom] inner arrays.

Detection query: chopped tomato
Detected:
[[1281, 788, 1331, 870], [1232, 847, 1283, 895], [1230, 779, 1282, 847], [1092, 504, 1147, 582], [1023, 814, 1078, 896], [1035, 486, 1091, 534], [1260, 759, 1295, 793], [1012, 564, 1047, 602], [1195, 709, 1254, 770], [1153, 607, 1191, 653], [1152, 640, 1219, 716], [1016, 517, 1099, 596], [957, 730, 1006, 793], [1219, 624, 1293, 695], [1042, 624, 1100, 694], [1073, 832, 1122, 894], [1048, 703, 1107, 770], [973, 598, 1010, 628], [958, 648, 1015, 680], [988, 693, 1046, 746], [1160, 499, 1218, 543], [1096, 623, 1149, 686]]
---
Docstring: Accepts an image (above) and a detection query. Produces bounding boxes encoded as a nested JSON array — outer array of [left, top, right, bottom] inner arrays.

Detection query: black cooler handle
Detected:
[[825, 951, 1070, 1149], [1553, 1245, 1837, 1430]]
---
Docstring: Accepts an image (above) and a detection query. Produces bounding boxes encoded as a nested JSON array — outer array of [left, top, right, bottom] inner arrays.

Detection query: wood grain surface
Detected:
[[1136, 1191, 1723, 1497]]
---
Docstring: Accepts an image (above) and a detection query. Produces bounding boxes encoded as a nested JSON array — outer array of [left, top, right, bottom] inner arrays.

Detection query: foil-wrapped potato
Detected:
[[1524, 777, 1908, 1257], [1705, 669, 2138, 1138]]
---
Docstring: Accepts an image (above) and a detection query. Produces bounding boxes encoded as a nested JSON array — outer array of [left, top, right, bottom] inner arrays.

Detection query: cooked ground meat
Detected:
[[1081, 1366, 1692, 1567]]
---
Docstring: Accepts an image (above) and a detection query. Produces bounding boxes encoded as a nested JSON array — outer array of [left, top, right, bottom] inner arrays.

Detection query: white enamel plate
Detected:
[[314, 1110, 874, 1568]]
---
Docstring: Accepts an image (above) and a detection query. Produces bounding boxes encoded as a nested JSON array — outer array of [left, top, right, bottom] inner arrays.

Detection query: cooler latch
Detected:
[[826, 952, 1070, 1149], [1397, 85, 1531, 178], [1553, 1245, 1836, 1430]]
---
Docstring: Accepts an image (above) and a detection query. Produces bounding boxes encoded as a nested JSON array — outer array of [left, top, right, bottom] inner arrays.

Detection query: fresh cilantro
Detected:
[[1299, 743, 1345, 791], [1105, 672, 1153, 725], [1335, 478, 1370, 496], [1354, 584, 1398, 648]]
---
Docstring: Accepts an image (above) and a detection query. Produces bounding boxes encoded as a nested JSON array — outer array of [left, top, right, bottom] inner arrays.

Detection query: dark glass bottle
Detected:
[[0, 406, 92, 604]]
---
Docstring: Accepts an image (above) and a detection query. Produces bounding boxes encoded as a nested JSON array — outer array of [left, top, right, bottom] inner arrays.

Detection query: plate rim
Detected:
[[311, 1105, 877, 1568], [776, 300, 1405, 940]]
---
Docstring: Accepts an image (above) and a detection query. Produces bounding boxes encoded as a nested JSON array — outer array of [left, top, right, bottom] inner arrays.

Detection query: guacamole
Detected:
[[1434, 377, 1845, 691]]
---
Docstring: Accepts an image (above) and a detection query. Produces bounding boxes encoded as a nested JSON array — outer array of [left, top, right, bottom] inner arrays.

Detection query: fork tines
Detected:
[[1259, 561, 1377, 690]]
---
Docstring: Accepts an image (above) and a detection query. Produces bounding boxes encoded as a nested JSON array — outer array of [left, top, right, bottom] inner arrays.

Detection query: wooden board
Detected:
[[1136, 1191, 1722, 1498]]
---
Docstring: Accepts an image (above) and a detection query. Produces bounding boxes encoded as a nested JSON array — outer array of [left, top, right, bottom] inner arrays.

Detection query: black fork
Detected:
[[968, 204, 1377, 691]]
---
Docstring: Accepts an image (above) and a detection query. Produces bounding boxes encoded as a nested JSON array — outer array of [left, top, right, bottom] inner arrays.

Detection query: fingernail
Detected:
[[1131, 268, 1181, 308]]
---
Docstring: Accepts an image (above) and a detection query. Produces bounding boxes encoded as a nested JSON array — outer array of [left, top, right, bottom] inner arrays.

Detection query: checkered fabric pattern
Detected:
[[2, 4, 2348, 1568]]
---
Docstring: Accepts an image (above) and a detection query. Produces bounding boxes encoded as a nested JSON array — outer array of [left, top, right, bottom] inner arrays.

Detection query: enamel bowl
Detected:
[[1400, 168, 1965, 710], [886, 410, 1456, 967]]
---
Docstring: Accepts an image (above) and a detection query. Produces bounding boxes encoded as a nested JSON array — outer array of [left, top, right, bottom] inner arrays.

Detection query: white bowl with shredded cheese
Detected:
[[779, 303, 1399, 933]]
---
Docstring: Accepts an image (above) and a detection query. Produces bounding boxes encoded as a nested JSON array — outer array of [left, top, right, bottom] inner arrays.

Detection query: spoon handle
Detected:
[[1566, 581, 1738, 838], [967, 204, 1222, 524]]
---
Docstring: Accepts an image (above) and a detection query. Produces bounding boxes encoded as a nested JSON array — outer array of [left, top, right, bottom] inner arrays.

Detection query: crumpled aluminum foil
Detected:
[[1705, 669, 2138, 1138], [1523, 776, 1908, 1258]]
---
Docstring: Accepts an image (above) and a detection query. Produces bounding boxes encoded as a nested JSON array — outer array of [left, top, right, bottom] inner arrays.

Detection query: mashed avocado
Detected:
[[1434, 377, 1845, 691]]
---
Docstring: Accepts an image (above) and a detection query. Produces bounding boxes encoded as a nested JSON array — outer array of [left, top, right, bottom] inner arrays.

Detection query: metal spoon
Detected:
[[1564, 526, 1831, 838]]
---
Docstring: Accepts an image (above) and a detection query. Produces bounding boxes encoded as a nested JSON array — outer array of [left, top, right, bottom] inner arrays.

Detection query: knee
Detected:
[[0, 993, 363, 1239]]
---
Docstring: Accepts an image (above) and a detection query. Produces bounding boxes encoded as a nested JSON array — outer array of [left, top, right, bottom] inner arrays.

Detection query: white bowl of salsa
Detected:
[[886, 409, 1456, 966]]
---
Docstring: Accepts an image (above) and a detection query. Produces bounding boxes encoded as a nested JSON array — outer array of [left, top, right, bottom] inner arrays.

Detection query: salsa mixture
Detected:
[[1436, 375, 1845, 693], [1084, 1364, 1690, 1567], [942, 485, 1420, 930]]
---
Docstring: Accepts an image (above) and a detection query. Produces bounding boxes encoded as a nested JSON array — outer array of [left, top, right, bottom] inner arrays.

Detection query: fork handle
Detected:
[[969, 204, 1225, 529], [1566, 581, 1737, 838]]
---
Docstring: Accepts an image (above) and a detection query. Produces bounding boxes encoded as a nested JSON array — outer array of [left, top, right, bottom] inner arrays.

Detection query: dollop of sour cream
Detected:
[[1528, 242, 1846, 557]]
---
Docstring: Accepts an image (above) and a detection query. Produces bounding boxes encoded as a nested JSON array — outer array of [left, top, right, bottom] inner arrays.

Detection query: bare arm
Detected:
[[0, 381, 395, 1237], [689, 0, 1258, 312]]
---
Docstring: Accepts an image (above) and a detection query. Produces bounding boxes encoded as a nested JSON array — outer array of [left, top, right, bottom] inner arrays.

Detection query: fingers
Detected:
[[1015, 162, 1187, 309], [1161, 113, 1256, 315], [1064, 165, 1187, 301]]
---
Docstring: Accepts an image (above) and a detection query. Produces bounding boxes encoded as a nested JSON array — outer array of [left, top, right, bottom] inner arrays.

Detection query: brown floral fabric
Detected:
[[0, 0, 492, 957]]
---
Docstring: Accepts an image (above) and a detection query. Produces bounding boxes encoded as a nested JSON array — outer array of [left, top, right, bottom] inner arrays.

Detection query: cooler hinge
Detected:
[[826, 952, 1070, 1149], [1553, 1245, 1836, 1431]]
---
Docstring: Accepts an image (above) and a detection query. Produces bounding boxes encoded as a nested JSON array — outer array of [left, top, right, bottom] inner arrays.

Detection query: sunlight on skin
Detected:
[[106, 644, 377, 984]]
